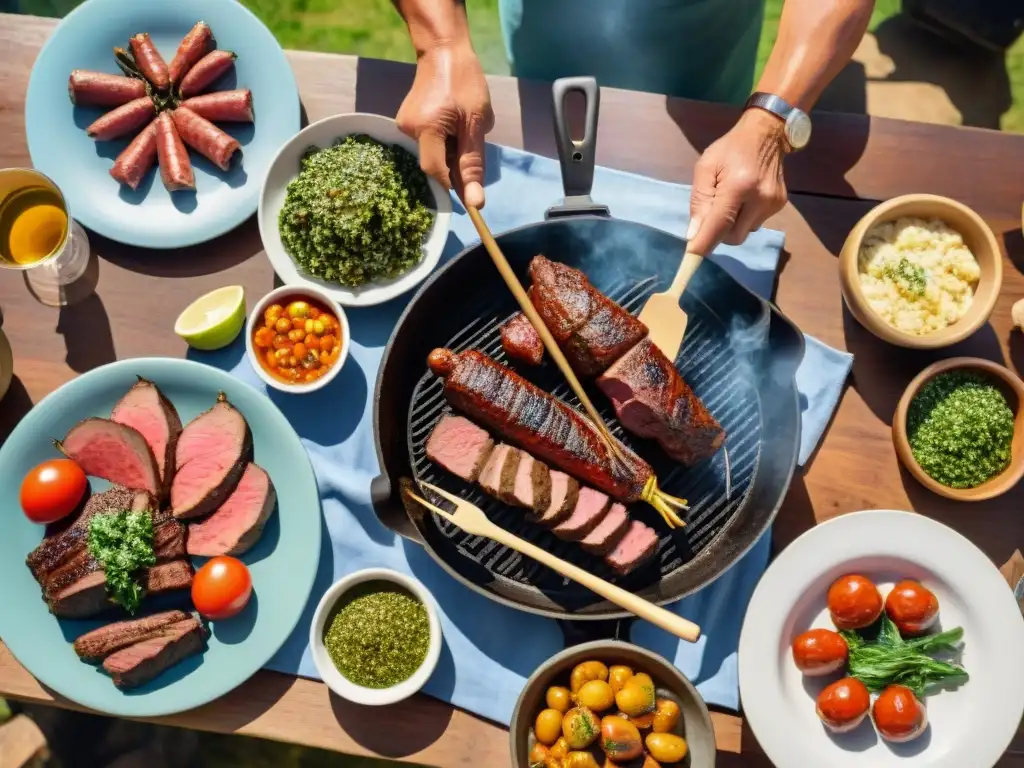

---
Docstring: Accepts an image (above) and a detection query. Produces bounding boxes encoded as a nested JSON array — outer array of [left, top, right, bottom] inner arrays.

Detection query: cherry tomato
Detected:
[[873, 685, 928, 742], [827, 574, 883, 630], [20, 459, 87, 524], [192, 556, 252, 620], [792, 628, 849, 676], [885, 580, 939, 636], [815, 677, 870, 733]]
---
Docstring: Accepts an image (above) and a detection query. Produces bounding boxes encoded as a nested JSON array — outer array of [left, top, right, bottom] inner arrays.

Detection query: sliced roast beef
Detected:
[[49, 560, 194, 618], [605, 521, 659, 575], [501, 313, 544, 366], [580, 503, 630, 556], [508, 453, 551, 510], [478, 443, 513, 497], [598, 338, 725, 465], [57, 419, 161, 497], [74, 610, 189, 663], [102, 615, 207, 689], [111, 377, 183, 497], [425, 414, 494, 483], [495, 446, 522, 504], [534, 470, 579, 527], [186, 463, 277, 557], [552, 487, 611, 541], [171, 392, 251, 519]]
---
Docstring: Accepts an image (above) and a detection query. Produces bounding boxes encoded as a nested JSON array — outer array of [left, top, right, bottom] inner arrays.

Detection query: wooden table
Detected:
[[2, 12, 1023, 767]]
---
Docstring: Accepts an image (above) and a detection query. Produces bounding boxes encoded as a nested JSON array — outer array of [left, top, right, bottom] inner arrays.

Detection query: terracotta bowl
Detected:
[[509, 640, 716, 768], [893, 357, 1024, 501], [839, 194, 1002, 349]]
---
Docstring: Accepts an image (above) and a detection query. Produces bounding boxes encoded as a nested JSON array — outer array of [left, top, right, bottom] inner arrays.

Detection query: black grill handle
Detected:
[[547, 77, 610, 220], [558, 618, 634, 647], [370, 473, 425, 544]]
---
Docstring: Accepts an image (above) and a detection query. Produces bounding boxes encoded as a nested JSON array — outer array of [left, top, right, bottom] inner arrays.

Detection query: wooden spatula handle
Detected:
[[485, 523, 701, 643], [668, 251, 703, 300]]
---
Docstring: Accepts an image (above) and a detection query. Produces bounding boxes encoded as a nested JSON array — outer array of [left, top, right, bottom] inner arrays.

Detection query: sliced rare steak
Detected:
[[102, 615, 207, 689], [186, 463, 277, 557], [533, 471, 579, 527], [508, 451, 552, 510], [57, 419, 161, 497], [111, 377, 183, 497], [425, 414, 494, 483], [552, 487, 610, 541], [496, 446, 522, 505], [49, 559, 194, 618], [579, 503, 630, 556], [170, 392, 251, 519], [73, 610, 189, 663], [478, 443, 513, 498], [605, 521, 659, 575], [500, 313, 544, 366]]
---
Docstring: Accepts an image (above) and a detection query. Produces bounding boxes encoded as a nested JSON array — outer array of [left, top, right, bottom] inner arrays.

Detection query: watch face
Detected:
[[786, 112, 812, 149]]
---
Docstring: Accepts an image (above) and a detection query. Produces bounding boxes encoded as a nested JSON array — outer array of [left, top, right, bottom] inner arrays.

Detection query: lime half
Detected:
[[174, 286, 246, 351]]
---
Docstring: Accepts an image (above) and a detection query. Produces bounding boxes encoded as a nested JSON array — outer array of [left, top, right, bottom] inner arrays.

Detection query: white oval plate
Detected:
[[258, 113, 452, 307], [739, 509, 1024, 768]]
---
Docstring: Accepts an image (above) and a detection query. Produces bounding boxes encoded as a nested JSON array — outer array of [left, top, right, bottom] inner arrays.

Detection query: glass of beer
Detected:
[[0, 168, 91, 307]]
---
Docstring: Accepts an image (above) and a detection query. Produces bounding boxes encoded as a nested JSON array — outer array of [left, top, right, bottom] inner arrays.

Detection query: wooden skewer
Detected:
[[466, 205, 626, 462]]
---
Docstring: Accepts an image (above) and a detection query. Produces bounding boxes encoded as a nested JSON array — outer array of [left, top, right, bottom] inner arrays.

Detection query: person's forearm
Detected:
[[756, 0, 874, 111], [393, 0, 471, 55]]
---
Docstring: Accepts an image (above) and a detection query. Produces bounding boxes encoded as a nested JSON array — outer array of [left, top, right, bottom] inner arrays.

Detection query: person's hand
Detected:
[[686, 109, 789, 255], [396, 42, 494, 208]]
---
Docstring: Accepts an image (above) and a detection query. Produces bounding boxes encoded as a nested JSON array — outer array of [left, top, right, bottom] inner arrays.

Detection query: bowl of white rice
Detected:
[[840, 194, 1002, 349]]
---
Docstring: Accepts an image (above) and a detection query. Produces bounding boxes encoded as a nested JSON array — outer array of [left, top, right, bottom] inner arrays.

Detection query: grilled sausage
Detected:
[[181, 89, 253, 122], [68, 70, 146, 107], [171, 107, 240, 171], [110, 119, 158, 190], [168, 21, 213, 86], [85, 97, 156, 140], [129, 33, 170, 90], [429, 348, 652, 502], [178, 50, 236, 98], [154, 112, 195, 192]]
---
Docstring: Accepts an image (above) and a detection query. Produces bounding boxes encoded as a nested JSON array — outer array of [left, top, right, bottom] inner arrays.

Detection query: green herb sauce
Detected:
[[278, 134, 436, 287], [883, 257, 927, 296], [86, 510, 156, 614], [324, 582, 430, 689], [907, 370, 1014, 488]]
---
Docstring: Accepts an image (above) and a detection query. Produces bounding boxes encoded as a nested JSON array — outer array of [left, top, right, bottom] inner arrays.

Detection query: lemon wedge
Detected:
[[174, 286, 246, 351]]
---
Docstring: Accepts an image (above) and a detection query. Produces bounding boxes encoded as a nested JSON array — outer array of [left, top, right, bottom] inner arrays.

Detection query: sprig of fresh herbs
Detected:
[[87, 510, 156, 614], [840, 615, 968, 697]]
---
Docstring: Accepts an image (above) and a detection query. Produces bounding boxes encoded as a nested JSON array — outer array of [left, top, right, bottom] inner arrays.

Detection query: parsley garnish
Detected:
[[87, 510, 156, 614]]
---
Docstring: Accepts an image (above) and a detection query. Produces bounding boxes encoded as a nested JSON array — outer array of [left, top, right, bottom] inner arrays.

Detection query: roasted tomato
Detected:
[[873, 685, 928, 742], [885, 580, 939, 636], [792, 629, 849, 676], [21, 459, 87, 524], [827, 574, 883, 630], [192, 556, 252, 620], [815, 677, 870, 733]]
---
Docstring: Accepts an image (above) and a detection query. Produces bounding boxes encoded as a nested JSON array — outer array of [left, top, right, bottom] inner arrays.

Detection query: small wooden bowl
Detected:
[[893, 357, 1024, 501], [839, 194, 1002, 349]]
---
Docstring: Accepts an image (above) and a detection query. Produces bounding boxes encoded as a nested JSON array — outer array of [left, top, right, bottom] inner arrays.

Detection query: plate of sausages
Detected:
[[25, 0, 300, 249]]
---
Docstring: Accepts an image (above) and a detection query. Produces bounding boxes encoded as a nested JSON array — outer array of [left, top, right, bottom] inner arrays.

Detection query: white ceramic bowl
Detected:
[[258, 113, 453, 307], [309, 567, 443, 706], [245, 284, 350, 394]]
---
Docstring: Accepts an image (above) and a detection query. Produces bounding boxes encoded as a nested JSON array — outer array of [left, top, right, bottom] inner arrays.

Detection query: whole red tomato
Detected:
[[873, 685, 928, 742], [792, 628, 849, 676], [816, 677, 870, 733], [21, 459, 87, 524], [192, 556, 252, 620], [885, 580, 939, 636], [827, 574, 883, 630]]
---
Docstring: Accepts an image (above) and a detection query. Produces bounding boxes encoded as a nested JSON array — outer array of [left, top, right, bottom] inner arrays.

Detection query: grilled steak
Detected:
[[102, 615, 207, 689], [478, 443, 513, 498], [605, 521, 659, 575], [171, 392, 251, 519], [501, 313, 544, 366], [74, 610, 189, 663], [186, 463, 277, 557], [495, 446, 522, 505], [580, 503, 630, 555], [111, 377, 183, 497], [528, 256, 647, 376], [598, 339, 725, 465], [552, 487, 610, 541], [535, 470, 579, 526], [425, 414, 494, 483], [509, 452, 551, 510], [57, 418, 161, 497], [428, 348, 652, 502], [50, 560, 194, 618]]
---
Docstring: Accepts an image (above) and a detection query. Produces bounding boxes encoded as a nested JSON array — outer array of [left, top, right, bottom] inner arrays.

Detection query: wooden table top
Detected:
[[1, 12, 1022, 767]]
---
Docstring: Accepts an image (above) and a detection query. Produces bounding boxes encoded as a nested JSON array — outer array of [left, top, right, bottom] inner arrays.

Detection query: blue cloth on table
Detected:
[[193, 143, 852, 723]]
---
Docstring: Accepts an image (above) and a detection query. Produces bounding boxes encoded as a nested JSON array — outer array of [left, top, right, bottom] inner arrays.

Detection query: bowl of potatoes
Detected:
[[509, 640, 716, 767]]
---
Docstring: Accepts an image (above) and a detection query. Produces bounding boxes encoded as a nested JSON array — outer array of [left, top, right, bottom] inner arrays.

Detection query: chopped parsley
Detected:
[[278, 134, 436, 287], [87, 510, 156, 614], [883, 257, 927, 296]]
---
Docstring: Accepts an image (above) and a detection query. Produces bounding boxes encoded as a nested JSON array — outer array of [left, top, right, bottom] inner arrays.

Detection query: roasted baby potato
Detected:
[[570, 661, 609, 694], [535, 708, 564, 746], [562, 706, 601, 749], [608, 665, 633, 695], [615, 673, 656, 717], [546, 686, 573, 714], [576, 680, 615, 712], [645, 732, 689, 763], [651, 698, 681, 733], [599, 715, 642, 762]]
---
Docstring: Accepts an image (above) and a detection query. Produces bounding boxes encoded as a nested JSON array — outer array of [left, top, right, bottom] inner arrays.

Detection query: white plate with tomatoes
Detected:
[[738, 509, 1024, 768]]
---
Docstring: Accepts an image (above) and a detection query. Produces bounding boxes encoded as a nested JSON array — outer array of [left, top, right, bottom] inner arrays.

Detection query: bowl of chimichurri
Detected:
[[310, 567, 442, 706], [893, 357, 1024, 501]]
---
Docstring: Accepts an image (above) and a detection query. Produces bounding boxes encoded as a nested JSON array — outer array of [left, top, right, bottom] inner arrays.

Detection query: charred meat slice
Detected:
[[478, 443, 513, 498], [74, 610, 189, 663], [171, 392, 251, 519], [186, 464, 277, 557], [534, 471, 579, 527], [102, 615, 207, 689], [57, 419, 160, 496], [552, 487, 610, 541], [579, 503, 630, 556], [425, 414, 494, 483], [111, 377, 183, 496], [605, 521, 659, 575], [501, 313, 544, 366], [508, 452, 551, 510], [428, 348, 651, 502], [598, 338, 725, 465], [49, 560, 194, 619]]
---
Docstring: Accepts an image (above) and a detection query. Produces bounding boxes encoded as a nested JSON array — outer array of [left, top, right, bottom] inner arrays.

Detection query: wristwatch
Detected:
[[744, 92, 812, 151]]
